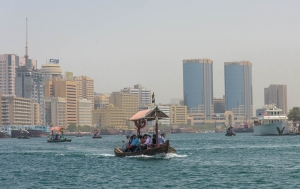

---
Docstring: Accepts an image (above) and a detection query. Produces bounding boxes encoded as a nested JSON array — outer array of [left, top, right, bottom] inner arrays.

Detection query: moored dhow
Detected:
[[253, 104, 289, 136]]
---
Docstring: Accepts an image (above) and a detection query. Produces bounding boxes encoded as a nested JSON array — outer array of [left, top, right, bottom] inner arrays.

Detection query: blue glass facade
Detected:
[[224, 62, 252, 117], [183, 59, 213, 117]]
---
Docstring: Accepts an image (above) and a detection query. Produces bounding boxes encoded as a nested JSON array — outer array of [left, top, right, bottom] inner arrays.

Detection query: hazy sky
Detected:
[[1, 0, 300, 111]]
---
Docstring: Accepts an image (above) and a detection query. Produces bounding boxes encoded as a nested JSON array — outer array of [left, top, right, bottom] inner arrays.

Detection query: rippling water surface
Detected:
[[1, 133, 300, 188]]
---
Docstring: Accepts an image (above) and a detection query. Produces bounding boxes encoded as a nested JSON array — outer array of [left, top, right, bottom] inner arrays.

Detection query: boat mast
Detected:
[[155, 106, 159, 147]]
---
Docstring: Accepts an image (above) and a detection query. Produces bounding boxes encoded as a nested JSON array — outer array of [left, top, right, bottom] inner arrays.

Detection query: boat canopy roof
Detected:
[[50, 126, 62, 131], [130, 107, 169, 121]]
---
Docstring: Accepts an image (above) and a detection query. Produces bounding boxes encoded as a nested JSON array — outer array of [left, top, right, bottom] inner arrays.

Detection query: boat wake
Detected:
[[85, 153, 115, 157], [126, 153, 187, 159]]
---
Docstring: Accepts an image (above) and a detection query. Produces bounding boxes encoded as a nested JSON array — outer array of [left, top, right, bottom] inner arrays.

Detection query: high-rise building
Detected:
[[0, 54, 36, 96], [264, 84, 287, 115], [74, 76, 94, 109], [224, 61, 253, 119], [51, 79, 77, 126], [1, 95, 32, 125], [183, 59, 214, 119], [45, 97, 67, 127], [77, 99, 92, 126], [15, 66, 45, 125], [214, 98, 225, 113], [121, 84, 151, 106]]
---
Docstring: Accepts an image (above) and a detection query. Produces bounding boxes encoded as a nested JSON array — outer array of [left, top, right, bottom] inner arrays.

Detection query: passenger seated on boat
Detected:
[[128, 134, 140, 152], [158, 133, 166, 145], [143, 134, 152, 148], [138, 135, 147, 151]]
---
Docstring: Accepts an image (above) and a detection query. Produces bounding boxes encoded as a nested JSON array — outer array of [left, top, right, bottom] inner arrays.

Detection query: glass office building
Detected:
[[183, 59, 213, 119], [224, 61, 253, 118]]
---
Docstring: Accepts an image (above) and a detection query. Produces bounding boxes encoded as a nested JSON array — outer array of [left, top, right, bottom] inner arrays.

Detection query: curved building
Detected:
[[39, 63, 62, 80]]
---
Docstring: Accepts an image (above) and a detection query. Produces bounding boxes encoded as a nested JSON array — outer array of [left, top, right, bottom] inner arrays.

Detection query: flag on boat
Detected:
[[263, 112, 267, 116], [152, 92, 155, 103]]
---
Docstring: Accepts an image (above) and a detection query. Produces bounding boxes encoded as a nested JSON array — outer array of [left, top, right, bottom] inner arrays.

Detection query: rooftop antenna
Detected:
[[25, 18, 28, 67]]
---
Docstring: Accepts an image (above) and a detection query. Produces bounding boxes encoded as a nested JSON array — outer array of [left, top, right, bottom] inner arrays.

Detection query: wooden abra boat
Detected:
[[47, 138, 72, 142], [114, 140, 176, 157], [92, 130, 102, 139], [47, 126, 72, 142], [114, 106, 176, 157], [92, 136, 102, 139], [225, 132, 236, 136]]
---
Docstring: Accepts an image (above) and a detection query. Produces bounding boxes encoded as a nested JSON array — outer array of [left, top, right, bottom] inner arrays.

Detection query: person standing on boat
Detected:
[[129, 134, 140, 152], [121, 135, 130, 152], [158, 133, 166, 144]]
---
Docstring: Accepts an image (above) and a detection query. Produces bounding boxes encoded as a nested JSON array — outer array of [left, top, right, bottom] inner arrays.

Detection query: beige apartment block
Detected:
[[77, 99, 92, 126], [94, 94, 110, 109], [52, 80, 77, 125], [74, 76, 94, 110], [169, 105, 188, 125], [32, 102, 41, 126], [1, 95, 32, 125], [92, 109, 101, 126], [45, 97, 67, 127], [109, 92, 138, 124], [92, 104, 126, 128]]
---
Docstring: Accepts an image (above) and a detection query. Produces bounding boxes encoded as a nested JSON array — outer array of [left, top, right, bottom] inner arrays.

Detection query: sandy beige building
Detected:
[[109, 92, 138, 126], [45, 78, 77, 126], [1, 95, 32, 125], [45, 97, 67, 127], [77, 99, 92, 126], [169, 105, 187, 125], [92, 104, 127, 129], [74, 76, 94, 110], [94, 94, 110, 109], [31, 102, 41, 125]]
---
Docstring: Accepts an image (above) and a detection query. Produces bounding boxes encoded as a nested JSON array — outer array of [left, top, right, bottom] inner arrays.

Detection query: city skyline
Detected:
[[0, 1, 299, 111]]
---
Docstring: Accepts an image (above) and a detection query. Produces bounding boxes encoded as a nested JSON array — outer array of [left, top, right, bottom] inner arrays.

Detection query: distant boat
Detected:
[[76, 131, 82, 137], [233, 122, 253, 133], [254, 105, 289, 136], [0, 131, 10, 138], [47, 126, 72, 142], [17, 130, 31, 139]]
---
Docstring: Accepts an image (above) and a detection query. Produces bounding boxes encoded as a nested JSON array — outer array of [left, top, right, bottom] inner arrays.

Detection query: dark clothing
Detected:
[[129, 145, 138, 152], [152, 137, 156, 145]]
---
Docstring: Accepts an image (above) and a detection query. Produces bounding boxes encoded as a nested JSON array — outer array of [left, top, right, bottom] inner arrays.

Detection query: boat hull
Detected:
[[114, 140, 176, 157], [225, 133, 236, 136], [92, 136, 102, 139], [18, 136, 31, 139], [0, 132, 10, 138], [254, 121, 289, 136], [47, 138, 72, 142]]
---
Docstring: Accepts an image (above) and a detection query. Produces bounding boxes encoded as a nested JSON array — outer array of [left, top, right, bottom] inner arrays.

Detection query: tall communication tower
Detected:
[[25, 18, 28, 67]]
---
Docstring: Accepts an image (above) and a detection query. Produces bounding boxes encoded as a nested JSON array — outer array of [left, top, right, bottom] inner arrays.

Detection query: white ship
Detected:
[[253, 105, 289, 136]]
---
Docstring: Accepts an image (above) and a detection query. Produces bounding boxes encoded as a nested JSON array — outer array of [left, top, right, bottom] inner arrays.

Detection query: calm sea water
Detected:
[[1, 133, 300, 189]]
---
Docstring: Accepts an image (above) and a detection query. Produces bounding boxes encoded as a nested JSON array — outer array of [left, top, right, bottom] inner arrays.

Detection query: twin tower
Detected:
[[183, 59, 253, 120]]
